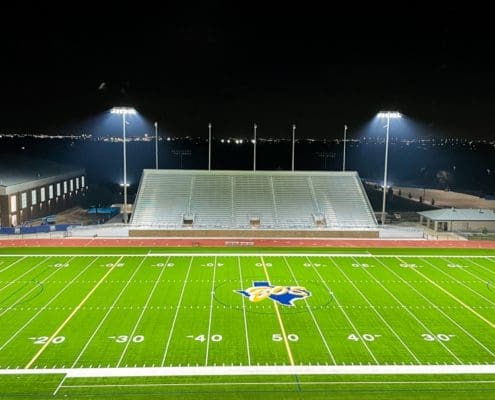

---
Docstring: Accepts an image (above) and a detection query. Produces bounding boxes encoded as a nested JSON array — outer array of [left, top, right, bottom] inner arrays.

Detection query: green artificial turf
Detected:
[[0, 247, 494, 399]]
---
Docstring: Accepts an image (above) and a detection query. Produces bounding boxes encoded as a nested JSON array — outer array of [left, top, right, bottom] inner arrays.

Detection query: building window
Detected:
[[40, 187, 46, 202], [31, 190, 37, 205], [10, 195, 17, 213], [81, 176, 85, 187], [21, 193, 27, 209], [56, 183, 61, 196], [76, 177, 80, 189], [63, 181, 68, 194], [49, 185, 54, 199]]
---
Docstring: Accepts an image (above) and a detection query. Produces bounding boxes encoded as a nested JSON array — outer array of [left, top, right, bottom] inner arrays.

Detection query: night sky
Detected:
[[2, 4, 494, 138]]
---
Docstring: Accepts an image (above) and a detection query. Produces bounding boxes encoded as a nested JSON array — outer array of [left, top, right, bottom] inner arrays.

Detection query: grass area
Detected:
[[0, 248, 495, 398], [2, 373, 495, 399]]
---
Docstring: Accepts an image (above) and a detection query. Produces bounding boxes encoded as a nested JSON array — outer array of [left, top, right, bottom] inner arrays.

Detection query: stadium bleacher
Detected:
[[131, 170, 377, 229]]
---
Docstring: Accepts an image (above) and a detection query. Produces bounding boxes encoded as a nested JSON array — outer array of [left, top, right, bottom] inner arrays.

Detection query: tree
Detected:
[[419, 196, 423, 203], [431, 198, 435, 206]]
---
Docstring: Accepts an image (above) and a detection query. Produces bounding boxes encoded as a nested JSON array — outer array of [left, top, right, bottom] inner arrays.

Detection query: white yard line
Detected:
[[61, 379, 495, 389], [160, 257, 195, 367], [356, 256, 463, 364], [463, 257, 495, 279], [283, 256, 336, 365], [309, 257, 379, 364], [404, 257, 495, 331], [25, 256, 125, 369], [116, 256, 170, 367], [205, 256, 217, 366], [328, 257, 421, 364], [2, 364, 495, 377], [0, 258, 65, 319], [0, 256, 27, 274], [421, 257, 495, 306], [70, 256, 150, 368], [237, 256, 251, 366], [260, 255, 295, 366], [373, 256, 495, 359], [0, 256, 51, 294], [52, 374, 67, 395], [447, 257, 495, 284], [4, 253, 494, 258], [0, 257, 101, 352]]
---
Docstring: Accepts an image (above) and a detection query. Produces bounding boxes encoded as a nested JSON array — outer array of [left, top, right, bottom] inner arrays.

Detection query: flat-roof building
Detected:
[[0, 156, 86, 227], [418, 208, 495, 232]]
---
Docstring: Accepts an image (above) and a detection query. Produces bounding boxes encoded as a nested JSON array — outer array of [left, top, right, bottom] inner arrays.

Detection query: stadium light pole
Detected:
[[377, 111, 401, 225], [342, 124, 348, 171], [208, 123, 212, 171], [291, 124, 296, 171], [111, 106, 137, 224], [253, 123, 257, 171], [154, 121, 158, 170]]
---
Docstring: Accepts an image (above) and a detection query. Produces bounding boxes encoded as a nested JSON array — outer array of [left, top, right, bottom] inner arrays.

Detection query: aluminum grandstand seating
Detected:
[[131, 170, 377, 229]]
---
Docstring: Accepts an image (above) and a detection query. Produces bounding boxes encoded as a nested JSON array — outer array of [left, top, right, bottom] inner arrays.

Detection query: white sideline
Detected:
[[1, 365, 495, 377], [1, 253, 494, 258]]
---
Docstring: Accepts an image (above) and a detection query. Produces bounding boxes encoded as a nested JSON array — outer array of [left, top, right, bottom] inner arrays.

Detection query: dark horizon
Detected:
[[2, 4, 495, 139]]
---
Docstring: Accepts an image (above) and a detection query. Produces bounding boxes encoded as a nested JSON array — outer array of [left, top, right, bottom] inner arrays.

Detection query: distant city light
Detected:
[[221, 139, 225, 143], [377, 111, 402, 119], [110, 107, 137, 115]]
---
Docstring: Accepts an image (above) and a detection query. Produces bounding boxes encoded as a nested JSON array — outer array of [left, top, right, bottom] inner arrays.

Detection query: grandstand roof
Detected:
[[418, 208, 495, 221], [0, 155, 85, 195]]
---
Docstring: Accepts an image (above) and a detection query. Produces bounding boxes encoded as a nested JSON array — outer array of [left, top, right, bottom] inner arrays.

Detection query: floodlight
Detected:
[[111, 106, 137, 223], [377, 111, 401, 119], [376, 110, 402, 225], [110, 107, 137, 115]]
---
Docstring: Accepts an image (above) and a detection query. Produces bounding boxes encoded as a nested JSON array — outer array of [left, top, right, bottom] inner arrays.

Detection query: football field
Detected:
[[1, 247, 495, 399]]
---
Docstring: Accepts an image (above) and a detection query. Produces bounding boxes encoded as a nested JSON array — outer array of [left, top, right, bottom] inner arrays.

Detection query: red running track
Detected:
[[1, 238, 495, 249]]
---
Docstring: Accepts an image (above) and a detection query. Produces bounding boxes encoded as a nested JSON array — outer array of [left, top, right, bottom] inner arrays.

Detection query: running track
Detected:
[[1, 238, 495, 248]]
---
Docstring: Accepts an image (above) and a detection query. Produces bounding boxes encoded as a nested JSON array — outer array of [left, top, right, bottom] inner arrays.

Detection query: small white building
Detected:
[[418, 208, 495, 232]]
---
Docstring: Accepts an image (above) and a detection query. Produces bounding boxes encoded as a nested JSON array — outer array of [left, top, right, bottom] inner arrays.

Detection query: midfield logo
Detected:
[[236, 281, 311, 307]]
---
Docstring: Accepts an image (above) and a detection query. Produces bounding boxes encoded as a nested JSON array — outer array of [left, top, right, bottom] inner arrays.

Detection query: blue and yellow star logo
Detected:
[[236, 281, 311, 306]]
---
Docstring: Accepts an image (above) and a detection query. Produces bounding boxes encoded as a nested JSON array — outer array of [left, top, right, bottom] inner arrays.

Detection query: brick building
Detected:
[[0, 156, 86, 227]]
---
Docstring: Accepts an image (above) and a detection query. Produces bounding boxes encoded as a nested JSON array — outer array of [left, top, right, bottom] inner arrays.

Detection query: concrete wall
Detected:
[[129, 229, 379, 238], [451, 220, 495, 232]]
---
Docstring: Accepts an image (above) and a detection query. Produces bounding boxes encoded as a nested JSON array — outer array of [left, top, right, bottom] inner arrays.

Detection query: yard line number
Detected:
[[108, 335, 144, 343], [422, 333, 455, 342], [29, 336, 65, 345], [273, 333, 299, 342], [348, 333, 381, 342], [187, 334, 222, 342], [351, 263, 375, 268]]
